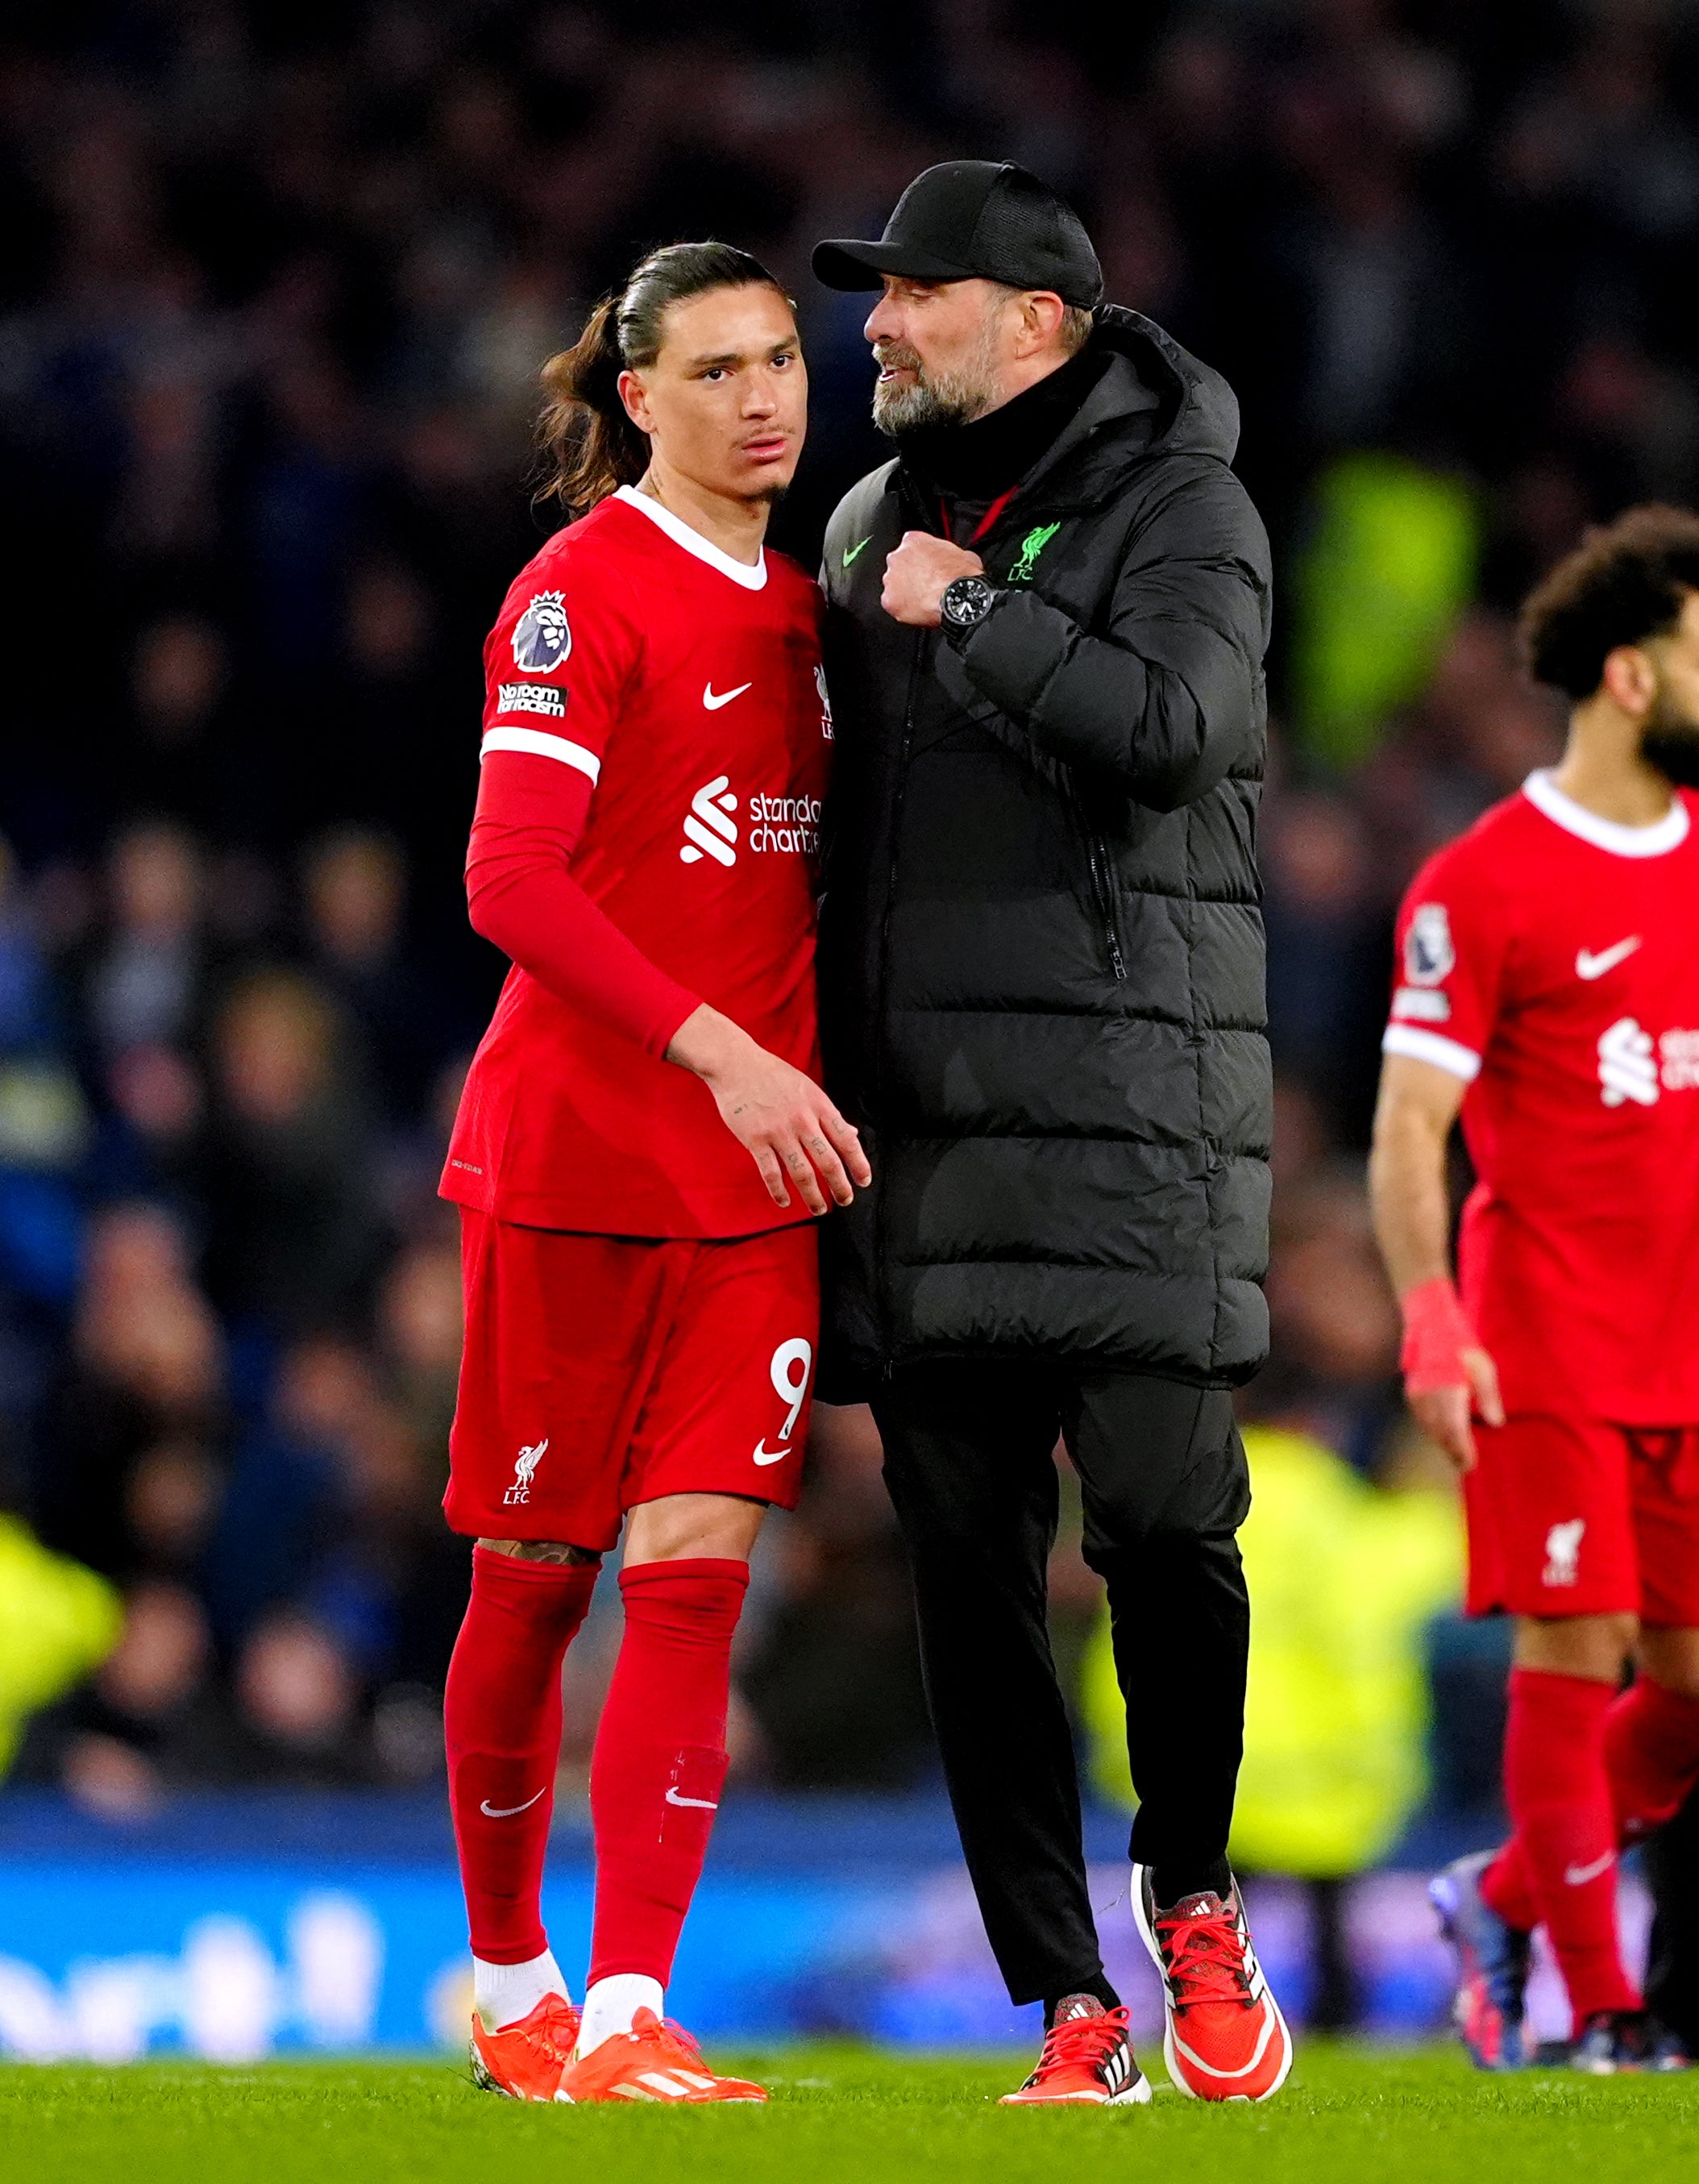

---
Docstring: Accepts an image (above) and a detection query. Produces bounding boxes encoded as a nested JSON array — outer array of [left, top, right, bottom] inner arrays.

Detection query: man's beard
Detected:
[[1639, 682, 1699, 788], [871, 321, 1002, 438]]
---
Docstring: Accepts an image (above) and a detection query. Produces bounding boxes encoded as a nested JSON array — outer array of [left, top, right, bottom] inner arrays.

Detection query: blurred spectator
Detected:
[[198, 970, 390, 1333], [58, 1579, 220, 1818], [111, 618, 240, 842], [232, 1612, 369, 1787], [34, 1203, 226, 1581], [1263, 1168, 1402, 1475], [1261, 791, 1388, 1136], [375, 1236, 462, 1461], [301, 828, 462, 1123], [77, 823, 214, 1062]]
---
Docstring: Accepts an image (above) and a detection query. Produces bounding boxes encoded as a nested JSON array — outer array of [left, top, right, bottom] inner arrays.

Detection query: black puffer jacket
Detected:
[[816, 306, 1273, 1394]]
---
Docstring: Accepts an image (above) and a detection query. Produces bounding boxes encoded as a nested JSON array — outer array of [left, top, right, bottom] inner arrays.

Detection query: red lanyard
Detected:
[[940, 485, 1019, 547]]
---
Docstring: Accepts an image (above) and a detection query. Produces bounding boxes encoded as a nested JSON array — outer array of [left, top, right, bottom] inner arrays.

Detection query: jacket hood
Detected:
[[1014, 306, 1242, 510]]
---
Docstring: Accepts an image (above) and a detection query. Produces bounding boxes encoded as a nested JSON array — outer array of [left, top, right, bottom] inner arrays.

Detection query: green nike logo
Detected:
[[842, 536, 873, 568]]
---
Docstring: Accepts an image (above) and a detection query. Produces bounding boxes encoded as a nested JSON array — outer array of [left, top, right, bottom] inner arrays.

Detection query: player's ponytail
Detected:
[[538, 241, 791, 514]]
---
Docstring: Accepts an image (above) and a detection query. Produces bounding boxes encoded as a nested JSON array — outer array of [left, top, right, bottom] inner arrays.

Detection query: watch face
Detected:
[[944, 576, 994, 626]]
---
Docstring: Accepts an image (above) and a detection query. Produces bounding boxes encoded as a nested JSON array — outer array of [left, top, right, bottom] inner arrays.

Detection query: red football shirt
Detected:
[[1384, 770, 1699, 1421], [442, 486, 832, 1238]]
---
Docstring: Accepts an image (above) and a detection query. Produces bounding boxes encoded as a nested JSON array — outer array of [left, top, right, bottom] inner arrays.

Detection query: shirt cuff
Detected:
[[645, 984, 702, 1060]]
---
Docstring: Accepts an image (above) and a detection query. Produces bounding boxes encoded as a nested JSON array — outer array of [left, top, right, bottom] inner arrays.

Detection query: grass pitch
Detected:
[[5, 2040, 1697, 2184]]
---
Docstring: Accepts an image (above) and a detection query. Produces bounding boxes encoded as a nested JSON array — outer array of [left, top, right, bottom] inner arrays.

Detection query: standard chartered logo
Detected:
[[679, 777, 821, 867], [679, 776, 739, 866], [1598, 1017, 1659, 1106], [747, 792, 821, 856]]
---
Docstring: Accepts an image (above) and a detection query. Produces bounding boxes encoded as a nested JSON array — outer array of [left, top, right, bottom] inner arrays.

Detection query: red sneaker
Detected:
[[557, 2007, 767, 2103], [1133, 1867, 1293, 2102], [999, 1995, 1152, 2106], [468, 1991, 582, 2101]]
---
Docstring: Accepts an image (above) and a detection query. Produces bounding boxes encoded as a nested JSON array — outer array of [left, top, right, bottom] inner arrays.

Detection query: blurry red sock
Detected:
[[1478, 1836, 1539, 1933], [445, 1546, 598, 1963], [1605, 1674, 1699, 1842], [587, 1558, 748, 1988], [1495, 1666, 1639, 2028]]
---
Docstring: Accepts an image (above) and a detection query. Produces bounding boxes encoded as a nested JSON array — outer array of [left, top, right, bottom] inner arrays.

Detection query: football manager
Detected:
[[812, 160, 1286, 2099]]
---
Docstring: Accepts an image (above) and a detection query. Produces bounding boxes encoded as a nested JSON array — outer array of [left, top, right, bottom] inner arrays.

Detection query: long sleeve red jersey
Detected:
[[441, 486, 833, 1238]]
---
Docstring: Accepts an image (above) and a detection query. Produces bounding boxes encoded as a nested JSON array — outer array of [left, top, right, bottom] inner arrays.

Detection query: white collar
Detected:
[[1522, 768, 1690, 858], [613, 485, 767, 590]]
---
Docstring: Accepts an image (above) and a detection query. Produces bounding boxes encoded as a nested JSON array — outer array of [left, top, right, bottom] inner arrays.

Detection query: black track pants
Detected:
[[871, 1359, 1252, 2007]]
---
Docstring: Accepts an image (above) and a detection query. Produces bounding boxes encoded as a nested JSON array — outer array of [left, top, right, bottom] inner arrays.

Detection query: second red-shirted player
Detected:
[[1371, 505, 1699, 2075], [437, 242, 868, 2105]]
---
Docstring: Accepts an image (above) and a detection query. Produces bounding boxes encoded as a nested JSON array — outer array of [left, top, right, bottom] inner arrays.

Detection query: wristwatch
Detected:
[[939, 575, 998, 631]]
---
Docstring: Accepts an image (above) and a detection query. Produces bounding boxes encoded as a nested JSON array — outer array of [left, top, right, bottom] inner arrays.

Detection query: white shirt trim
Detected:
[[1381, 1023, 1482, 1083], [1522, 769, 1689, 857], [613, 484, 767, 590], [480, 726, 600, 781]]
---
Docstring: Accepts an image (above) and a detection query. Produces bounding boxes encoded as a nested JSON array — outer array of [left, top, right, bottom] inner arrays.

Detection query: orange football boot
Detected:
[[469, 1991, 583, 2101], [556, 2007, 767, 2103], [1133, 1866, 1293, 2102], [999, 1996, 1152, 2105]]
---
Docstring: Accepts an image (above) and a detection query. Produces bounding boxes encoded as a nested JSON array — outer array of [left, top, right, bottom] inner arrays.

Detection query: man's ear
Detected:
[[1601, 642, 1659, 719], [618, 368, 653, 435], [1013, 291, 1066, 360]]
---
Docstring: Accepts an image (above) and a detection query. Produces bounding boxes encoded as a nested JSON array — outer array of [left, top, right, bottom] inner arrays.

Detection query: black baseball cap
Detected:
[[813, 160, 1103, 310]]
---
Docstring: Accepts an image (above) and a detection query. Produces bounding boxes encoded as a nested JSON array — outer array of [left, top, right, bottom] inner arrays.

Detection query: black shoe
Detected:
[[1571, 2009, 1691, 2074]]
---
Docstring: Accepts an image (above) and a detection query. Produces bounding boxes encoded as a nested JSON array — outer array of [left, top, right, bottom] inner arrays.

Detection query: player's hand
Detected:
[[666, 1005, 872, 1215], [881, 532, 984, 626], [1408, 1346, 1503, 1473]]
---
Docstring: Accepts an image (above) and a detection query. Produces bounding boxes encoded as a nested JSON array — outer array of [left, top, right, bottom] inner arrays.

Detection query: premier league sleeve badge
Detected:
[[512, 591, 571, 674], [1404, 901, 1456, 986]]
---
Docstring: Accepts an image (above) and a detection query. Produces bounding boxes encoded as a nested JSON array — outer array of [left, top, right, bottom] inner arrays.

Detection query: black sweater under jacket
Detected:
[[816, 306, 1273, 1397]]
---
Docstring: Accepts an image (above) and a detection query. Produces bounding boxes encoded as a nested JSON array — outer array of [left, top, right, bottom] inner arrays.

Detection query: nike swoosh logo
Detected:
[[480, 1787, 547, 1820], [702, 681, 752, 711], [752, 1441, 791, 1466], [1576, 937, 1641, 980], [664, 1786, 718, 1809], [1564, 1850, 1616, 1887], [842, 537, 872, 568]]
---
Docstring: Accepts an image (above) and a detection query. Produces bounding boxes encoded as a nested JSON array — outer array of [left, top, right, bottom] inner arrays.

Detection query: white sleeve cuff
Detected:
[[480, 726, 601, 781], [1381, 1023, 1482, 1082]]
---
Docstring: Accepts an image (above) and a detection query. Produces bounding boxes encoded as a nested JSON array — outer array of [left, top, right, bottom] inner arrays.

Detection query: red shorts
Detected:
[[446, 1212, 818, 1552], [1464, 1415, 1699, 1626]]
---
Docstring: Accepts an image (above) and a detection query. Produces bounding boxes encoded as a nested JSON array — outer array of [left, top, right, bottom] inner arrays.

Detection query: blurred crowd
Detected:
[[4, 0, 1697, 1809]]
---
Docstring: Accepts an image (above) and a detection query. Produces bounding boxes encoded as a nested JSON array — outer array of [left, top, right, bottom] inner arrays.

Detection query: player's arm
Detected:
[[1369, 1059, 1503, 1472]]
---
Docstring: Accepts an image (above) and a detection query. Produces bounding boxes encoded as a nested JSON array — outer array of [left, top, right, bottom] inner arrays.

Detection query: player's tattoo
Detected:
[[479, 1537, 600, 1566]]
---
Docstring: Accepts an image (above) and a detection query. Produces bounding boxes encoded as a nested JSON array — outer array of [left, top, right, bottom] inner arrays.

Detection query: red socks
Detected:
[[444, 1550, 749, 1986], [1478, 1669, 1699, 2021], [587, 1558, 748, 1987], [1481, 1667, 1638, 2024], [445, 1547, 597, 1963], [1605, 1674, 1699, 1841]]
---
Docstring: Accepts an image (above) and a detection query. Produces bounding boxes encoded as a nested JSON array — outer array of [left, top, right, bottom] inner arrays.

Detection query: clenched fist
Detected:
[[880, 530, 985, 627]]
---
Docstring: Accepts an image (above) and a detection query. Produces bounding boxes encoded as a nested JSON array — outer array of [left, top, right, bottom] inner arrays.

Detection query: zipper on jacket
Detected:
[[1077, 816, 1127, 982]]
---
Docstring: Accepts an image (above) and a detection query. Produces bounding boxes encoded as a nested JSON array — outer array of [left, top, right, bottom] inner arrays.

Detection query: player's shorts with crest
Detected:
[[1464, 1414, 1699, 1624], [446, 1212, 818, 1551]]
